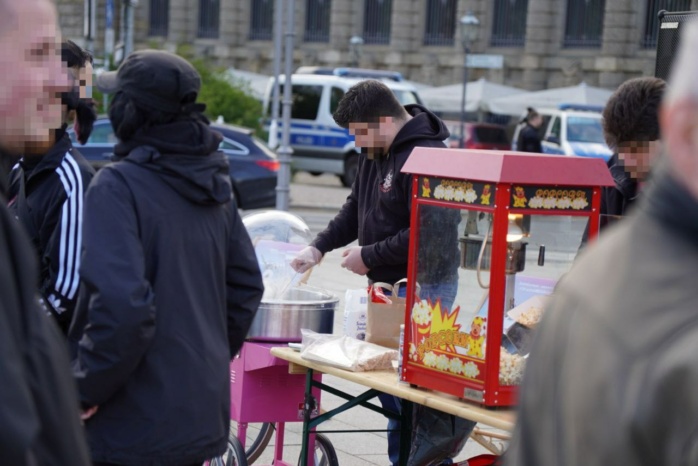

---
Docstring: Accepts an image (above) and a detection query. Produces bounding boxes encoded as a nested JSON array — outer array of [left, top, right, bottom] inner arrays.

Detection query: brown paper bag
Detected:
[[365, 280, 407, 349]]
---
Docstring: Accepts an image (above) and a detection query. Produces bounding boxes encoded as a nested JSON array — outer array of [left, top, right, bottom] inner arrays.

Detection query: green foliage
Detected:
[[176, 45, 263, 134]]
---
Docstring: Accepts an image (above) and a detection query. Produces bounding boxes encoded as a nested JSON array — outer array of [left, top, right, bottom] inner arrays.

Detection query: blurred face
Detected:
[[529, 115, 543, 128], [349, 117, 395, 158], [0, 0, 69, 153], [617, 140, 661, 181]]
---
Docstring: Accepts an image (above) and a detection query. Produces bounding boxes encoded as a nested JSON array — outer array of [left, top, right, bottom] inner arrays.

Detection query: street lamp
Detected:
[[458, 11, 480, 148], [349, 36, 364, 68]]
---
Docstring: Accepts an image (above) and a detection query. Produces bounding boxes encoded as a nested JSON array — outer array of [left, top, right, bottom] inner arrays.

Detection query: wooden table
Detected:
[[270, 346, 515, 464]]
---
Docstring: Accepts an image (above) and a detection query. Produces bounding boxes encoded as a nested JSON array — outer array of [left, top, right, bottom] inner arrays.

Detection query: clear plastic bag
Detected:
[[300, 329, 398, 372]]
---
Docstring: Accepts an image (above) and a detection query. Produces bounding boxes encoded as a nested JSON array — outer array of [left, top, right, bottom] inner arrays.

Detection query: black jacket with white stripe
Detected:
[[7, 132, 94, 333]]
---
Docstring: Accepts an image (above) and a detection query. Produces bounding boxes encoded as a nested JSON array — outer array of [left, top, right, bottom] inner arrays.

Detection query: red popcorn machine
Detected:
[[399, 148, 614, 407]]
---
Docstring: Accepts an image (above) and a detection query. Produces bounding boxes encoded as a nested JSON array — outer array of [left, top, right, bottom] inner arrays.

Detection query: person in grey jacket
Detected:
[[505, 22, 698, 466], [70, 50, 264, 466]]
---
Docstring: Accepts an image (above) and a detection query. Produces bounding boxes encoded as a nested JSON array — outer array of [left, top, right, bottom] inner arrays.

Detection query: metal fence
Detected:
[[304, 0, 331, 42], [642, 0, 691, 48], [363, 0, 392, 45], [423, 0, 456, 46], [490, 0, 528, 47], [250, 0, 274, 40], [149, 0, 169, 36], [563, 0, 605, 48], [198, 0, 220, 39]]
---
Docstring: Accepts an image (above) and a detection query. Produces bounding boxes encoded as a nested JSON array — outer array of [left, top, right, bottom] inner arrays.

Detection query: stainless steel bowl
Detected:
[[247, 286, 338, 342]]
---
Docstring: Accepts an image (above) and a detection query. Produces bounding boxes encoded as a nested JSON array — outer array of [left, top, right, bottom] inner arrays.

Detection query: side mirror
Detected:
[[546, 135, 561, 145]]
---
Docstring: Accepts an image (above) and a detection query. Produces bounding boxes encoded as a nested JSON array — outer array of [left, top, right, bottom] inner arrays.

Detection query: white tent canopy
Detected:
[[420, 78, 526, 113], [486, 82, 614, 116]]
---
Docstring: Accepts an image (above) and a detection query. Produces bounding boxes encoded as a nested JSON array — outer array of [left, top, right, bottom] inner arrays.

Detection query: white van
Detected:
[[263, 67, 423, 186]]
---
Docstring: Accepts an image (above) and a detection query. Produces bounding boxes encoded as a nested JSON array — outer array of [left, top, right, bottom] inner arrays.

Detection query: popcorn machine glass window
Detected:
[[402, 172, 604, 407]]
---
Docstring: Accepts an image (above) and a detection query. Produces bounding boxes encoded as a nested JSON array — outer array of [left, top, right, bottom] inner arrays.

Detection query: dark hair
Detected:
[[333, 80, 407, 128], [108, 90, 208, 142], [521, 107, 540, 125], [602, 77, 666, 151], [61, 40, 97, 144]]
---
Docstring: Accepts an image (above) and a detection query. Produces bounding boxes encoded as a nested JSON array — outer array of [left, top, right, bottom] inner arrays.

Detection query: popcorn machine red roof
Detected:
[[400, 148, 614, 407]]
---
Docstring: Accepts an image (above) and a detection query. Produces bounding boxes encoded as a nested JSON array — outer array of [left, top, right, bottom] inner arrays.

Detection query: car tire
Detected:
[[339, 153, 359, 187], [309, 171, 322, 176]]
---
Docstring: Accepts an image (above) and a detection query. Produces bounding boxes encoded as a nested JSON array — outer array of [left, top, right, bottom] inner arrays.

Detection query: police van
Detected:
[[263, 67, 423, 186], [512, 104, 612, 162]]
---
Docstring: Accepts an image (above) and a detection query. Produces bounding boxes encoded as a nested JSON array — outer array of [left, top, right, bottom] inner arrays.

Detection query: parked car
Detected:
[[511, 104, 612, 161], [263, 67, 424, 187], [68, 118, 279, 210], [443, 121, 510, 150]]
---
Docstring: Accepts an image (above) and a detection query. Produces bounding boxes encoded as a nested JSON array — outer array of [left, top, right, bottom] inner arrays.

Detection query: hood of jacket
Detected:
[[116, 120, 232, 205], [390, 104, 450, 155]]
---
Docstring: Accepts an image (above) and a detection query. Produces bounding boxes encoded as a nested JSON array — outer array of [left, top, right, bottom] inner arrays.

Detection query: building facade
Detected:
[[56, 0, 698, 90]]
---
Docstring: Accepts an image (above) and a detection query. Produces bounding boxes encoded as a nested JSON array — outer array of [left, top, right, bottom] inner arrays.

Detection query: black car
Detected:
[[68, 118, 279, 210]]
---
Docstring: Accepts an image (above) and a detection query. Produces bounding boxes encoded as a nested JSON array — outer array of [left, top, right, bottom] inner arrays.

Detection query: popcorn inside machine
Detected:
[[399, 148, 614, 407]]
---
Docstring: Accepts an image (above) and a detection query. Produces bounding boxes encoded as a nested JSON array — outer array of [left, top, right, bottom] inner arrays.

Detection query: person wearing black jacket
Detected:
[[7, 40, 96, 334], [291, 79, 468, 466], [0, 1, 91, 465], [516, 107, 543, 153], [599, 77, 665, 220], [70, 50, 264, 466]]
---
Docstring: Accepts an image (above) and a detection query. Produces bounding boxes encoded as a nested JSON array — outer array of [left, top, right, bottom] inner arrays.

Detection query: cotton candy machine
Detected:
[[243, 211, 338, 342]]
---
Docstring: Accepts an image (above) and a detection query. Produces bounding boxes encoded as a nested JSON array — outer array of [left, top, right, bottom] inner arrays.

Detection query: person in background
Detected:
[[7, 40, 96, 334], [291, 79, 467, 466], [600, 77, 665, 219], [71, 49, 264, 466], [0, 0, 91, 464], [505, 21, 698, 466], [516, 107, 543, 153]]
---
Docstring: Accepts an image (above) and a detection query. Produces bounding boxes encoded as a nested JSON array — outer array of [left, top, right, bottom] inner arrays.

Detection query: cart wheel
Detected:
[[204, 433, 248, 466], [230, 422, 274, 464], [298, 433, 339, 466], [223, 433, 249, 466]]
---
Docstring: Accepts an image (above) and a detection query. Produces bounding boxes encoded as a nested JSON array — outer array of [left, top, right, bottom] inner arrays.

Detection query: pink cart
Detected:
[[206, 341, 338, 466]]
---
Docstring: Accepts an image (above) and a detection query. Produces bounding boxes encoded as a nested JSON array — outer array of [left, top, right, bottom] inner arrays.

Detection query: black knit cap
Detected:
[[96, 50, 201, 114]]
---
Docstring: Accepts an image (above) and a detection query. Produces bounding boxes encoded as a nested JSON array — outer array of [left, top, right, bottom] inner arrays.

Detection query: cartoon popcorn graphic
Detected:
[[411, 299, 433, 345]]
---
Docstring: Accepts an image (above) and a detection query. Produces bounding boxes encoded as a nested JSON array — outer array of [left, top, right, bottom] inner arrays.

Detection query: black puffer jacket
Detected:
[[312, 104, 450, 283], [0, 157, 91, 466], [70, 120, 264, 465], [7, 132, 95, 333]]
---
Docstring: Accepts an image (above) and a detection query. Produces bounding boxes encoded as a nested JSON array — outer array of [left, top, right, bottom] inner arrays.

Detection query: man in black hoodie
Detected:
[[70, 50, 264, 466], [292, 79, 466, 466]]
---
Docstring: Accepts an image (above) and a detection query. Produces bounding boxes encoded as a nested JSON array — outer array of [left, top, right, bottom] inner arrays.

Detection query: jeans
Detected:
[[380, 277, 459, 466]]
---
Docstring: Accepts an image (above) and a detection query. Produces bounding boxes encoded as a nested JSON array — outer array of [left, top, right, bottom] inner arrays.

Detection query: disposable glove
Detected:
[[291, 245, 323, 273]]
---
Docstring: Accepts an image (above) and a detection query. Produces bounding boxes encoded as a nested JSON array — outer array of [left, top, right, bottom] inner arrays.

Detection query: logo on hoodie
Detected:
[[381, 169, 394, 193]]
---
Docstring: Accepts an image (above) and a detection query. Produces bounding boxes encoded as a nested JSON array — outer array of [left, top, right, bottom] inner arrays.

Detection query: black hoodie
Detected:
[[312, 104, 450, 284], [70, 120, 264, 465]]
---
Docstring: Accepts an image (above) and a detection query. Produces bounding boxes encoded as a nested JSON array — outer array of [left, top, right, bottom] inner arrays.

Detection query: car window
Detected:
[[330, 87, 345, 115], [393, 90, 420, 105], [549, 117, 561, 140], [220, 138, 250, 155], [87, 123, 117, 144], [566, 116, 605, 144], [266, 85, 323, 121]]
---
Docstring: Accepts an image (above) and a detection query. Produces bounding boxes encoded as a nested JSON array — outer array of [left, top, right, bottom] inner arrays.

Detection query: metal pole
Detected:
[[269, 0, 283, 150], [276, 0, 295, 211], [124, 0, 135, 57], [459, 47, 468, 149]]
